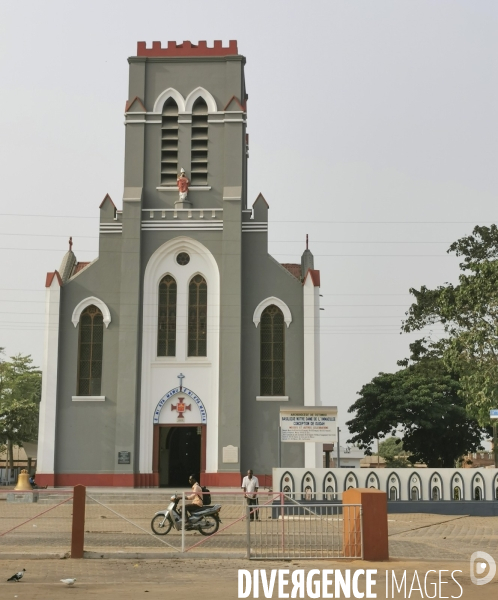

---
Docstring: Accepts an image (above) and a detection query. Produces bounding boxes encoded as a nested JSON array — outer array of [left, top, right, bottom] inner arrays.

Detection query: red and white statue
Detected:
[[177, 168, 190, 203]]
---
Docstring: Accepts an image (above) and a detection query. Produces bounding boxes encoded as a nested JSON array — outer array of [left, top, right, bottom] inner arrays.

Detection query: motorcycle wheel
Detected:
[[198, 515, 220, 536], [151, 514, 172, 535]]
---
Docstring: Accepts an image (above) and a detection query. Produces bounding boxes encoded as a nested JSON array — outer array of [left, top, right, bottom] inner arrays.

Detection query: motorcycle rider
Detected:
[[182, 474, 204, 523]]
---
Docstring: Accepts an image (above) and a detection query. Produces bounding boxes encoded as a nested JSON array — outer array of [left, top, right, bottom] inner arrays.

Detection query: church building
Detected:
[[36, 40, 322, 488]]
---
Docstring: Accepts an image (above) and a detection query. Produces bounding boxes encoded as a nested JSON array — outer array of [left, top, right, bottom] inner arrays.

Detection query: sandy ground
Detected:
[[0, 557, 496, 599]]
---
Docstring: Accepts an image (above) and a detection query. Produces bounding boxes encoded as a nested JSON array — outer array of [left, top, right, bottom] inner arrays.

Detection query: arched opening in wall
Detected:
[[191, 98, 208, 185], [161, 98, 179, 186], [389, 486, 398, 501], [280, 472, 294, 497], [366, 473, 379, 489], [325, 485, 335, 500], [453, 486, 461, 501], [157, 275, 177, 356], [496, 486, 498, 500], [474, 486, 482, 501], [301, 472, 316, 501], [188, 275, 207, 356], [432, 486, 440, 501], [78, 305, 104, 396], [260, 305, 285, 396], [322, 472, 337, 500], [411, 487, 419, 501]]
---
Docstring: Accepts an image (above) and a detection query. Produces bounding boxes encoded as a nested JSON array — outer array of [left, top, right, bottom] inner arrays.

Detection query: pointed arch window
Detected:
[[78, 305, 104, 395], [161, 98, 179, 186], [157, 275, 177, 356], [191, 98, 208, 185], [188, 275, 207, 356], [261, 305, 285, 396]]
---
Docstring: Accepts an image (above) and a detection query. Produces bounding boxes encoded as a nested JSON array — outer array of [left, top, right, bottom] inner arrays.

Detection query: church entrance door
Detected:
[[156, 425, 205, 487]]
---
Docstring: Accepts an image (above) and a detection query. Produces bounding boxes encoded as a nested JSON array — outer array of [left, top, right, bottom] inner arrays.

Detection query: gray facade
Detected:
[[37, 41, 321, 488]]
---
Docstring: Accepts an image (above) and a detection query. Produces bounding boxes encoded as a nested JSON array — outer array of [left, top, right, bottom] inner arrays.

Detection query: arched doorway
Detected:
[[152, 387, 208, 487], [153, 424, 206, 487]]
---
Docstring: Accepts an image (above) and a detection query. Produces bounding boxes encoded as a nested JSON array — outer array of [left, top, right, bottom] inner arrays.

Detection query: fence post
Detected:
[[342, 488, 388, 561], [71, 485, 86, 559], [181, 492, 185, 553], [246, 504, 251, 558]]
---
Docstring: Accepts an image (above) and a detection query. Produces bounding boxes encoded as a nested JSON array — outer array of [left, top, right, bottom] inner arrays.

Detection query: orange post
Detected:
[[71, 485, 86, 559], [342, 488, 389, 561]]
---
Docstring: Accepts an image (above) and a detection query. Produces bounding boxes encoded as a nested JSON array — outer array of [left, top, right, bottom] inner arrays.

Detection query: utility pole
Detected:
[[494, 421, 498, 469], [337, 427, 341, 468], [490, 410, 498, 468]]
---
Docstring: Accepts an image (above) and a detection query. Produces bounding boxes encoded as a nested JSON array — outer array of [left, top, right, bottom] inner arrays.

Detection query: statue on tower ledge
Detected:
[[176, 168, 190, 204]]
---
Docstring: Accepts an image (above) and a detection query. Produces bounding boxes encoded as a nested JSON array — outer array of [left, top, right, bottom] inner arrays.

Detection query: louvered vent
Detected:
[[191, 98, 208, 185], [161, 99, 179, 186]]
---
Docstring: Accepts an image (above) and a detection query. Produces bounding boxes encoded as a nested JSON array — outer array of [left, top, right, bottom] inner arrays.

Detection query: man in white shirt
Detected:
[[241, 469, 259, 521]]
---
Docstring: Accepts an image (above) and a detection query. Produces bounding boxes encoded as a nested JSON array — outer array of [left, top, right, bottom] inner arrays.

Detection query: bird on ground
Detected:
[[61, 578, 77, 586], [7, 569, 26, 582]]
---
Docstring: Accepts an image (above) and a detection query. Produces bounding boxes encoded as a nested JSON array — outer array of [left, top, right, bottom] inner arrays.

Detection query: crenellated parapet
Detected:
[[136, 40, 239, 58]]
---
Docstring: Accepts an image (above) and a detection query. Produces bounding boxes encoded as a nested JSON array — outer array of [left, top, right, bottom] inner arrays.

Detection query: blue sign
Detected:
[[490, 409, 498, 419]]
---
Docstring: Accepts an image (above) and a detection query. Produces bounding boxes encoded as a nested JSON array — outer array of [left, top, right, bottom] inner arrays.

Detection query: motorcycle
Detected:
[[151, 495, 222, 536]]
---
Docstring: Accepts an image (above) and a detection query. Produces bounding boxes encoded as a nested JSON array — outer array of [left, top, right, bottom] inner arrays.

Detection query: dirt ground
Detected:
[[0, 557, 496, 600]]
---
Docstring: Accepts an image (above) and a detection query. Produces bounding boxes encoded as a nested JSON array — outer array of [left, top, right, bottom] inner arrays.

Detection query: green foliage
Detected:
[[0, 353, 41, 468], [403, 225, 498, 425], [346, 353, 486, 468], [376, 437, 410, 468]]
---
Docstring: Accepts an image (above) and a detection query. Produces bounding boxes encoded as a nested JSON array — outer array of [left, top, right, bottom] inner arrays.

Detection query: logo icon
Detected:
[[171, 398, 191, 421], [470, 551, 496, 585]]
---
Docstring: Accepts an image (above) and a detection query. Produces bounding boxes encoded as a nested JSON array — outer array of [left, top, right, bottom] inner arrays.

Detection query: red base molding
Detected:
[[36, 473, 135, 487], [36, 472, 252, 488], [201, 472, 241, 487]]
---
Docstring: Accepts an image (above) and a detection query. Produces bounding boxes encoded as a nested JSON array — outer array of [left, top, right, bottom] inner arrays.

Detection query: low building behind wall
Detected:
[[274, 467, 498, 505]]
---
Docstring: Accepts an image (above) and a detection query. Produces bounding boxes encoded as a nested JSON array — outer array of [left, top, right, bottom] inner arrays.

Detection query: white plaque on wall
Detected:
[[280, 407, 338, 443], [222, 445, 239, 463]]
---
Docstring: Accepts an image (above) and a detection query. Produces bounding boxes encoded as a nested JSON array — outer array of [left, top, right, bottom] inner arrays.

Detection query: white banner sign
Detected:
[[280, 408, 337, 443]]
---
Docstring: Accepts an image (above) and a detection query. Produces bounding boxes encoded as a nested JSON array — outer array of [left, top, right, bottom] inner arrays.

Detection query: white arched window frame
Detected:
[[185, 87, 218, 114], [152, 88, 186, 114], [72, 296, 111, 328], [253, 297, 292, 329], [152, 87, 218, 115]]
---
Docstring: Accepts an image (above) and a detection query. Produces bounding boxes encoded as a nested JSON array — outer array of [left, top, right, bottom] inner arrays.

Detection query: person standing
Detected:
[[241, 469, 259, 521]]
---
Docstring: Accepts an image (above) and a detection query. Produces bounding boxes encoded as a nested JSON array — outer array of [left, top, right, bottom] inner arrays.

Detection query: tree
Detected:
[[0, 354, 41, 471], [346, 349, 487, 468], [376, 437, 410, 468], [403, 225, 498, 425]]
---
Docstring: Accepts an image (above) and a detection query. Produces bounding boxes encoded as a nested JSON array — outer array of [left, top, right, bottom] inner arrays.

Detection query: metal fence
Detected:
[[83, 490, 279, 556], [248, 503, 363, 560], [0, 488, 363, 560], [0, 489, 74, 555]]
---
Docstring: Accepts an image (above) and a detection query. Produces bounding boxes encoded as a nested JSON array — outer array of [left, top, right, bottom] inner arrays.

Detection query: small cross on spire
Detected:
[[69, 237, 73, 252], [306, 234, 308, 250]]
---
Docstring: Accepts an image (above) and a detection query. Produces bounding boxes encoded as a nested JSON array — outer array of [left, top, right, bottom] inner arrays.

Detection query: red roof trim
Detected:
[[137, 40, 238, 58], [303, 269, 320, 287], [252, 193, 269, 208], [99, 194, 116, 209], [125, 96, 146, 112], [45, 271, 62, 288], [223, 95, 246, 111], [73, 262, 90, 275], [281, 263, 301, 280]]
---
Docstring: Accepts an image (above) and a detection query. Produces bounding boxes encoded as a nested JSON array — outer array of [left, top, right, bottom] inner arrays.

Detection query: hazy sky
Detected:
[[1, 1, 497, 442]]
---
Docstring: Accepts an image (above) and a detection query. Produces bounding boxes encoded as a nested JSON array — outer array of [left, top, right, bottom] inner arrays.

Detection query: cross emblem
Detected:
[[171, 398, 191, 421], [177, 373, 185, 390]]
